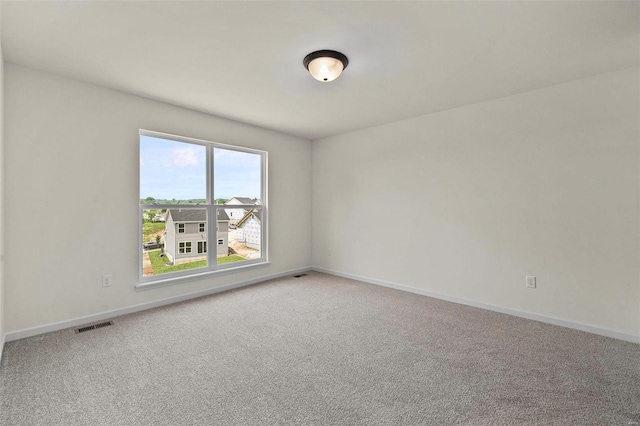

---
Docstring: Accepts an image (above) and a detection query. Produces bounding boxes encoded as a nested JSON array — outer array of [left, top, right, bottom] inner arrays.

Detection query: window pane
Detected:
[[219, 207, 261, 265], [141, 208, 208, 277], [140, 135, 207, 203], [214, 148, 261, 203]]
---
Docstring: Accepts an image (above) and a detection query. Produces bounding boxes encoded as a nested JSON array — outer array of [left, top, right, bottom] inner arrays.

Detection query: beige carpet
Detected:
[[1, 272, 639, 425]]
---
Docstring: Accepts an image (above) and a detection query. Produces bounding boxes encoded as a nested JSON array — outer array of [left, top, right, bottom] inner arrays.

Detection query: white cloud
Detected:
[[166, 148, 199, 167]]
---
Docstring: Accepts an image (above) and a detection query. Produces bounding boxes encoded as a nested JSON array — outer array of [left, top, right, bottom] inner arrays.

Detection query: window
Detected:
[[178, 242, 192, 254], [139, 130, 267, 286]]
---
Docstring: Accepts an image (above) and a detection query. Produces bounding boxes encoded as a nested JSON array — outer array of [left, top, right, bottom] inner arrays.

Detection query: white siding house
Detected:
[[235, 209, 261, 250], [224, 197, 260, 226]]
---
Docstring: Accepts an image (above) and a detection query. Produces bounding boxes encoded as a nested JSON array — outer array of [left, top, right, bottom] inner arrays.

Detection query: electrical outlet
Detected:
[[526, 275, 536, 289], [102, 274, 112, 287]]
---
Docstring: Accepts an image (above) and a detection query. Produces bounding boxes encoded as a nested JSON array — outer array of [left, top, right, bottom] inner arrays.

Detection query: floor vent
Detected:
[[75, 321, 114, 334], [293, 273, 308, 278]]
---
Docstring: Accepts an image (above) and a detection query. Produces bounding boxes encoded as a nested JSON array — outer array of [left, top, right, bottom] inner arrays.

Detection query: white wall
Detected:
[[312, 67, 640, 338], [4, 64, 311, 332], [3, 62, 638, 342], [0, 6, 5, 352]]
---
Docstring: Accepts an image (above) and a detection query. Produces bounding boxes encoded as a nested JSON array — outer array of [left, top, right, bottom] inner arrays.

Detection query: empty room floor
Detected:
[[1, 272, 639, 425]]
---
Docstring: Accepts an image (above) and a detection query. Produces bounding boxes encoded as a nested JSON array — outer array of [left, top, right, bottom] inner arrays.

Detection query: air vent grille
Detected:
[[75, 321, 114, 334]]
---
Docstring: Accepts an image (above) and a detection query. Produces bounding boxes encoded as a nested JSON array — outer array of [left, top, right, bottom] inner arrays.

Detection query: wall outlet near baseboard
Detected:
[[526, 275, 536, 288], [102, 274, 112, 287]]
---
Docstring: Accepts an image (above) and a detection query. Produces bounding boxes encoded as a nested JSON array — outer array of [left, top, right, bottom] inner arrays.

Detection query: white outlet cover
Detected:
[[526, 276, 536, 288], [102, 275, 112, 287]]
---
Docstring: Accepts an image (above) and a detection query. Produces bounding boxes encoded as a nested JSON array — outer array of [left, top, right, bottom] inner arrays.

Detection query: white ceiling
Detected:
[[2, 1, 638, 141]]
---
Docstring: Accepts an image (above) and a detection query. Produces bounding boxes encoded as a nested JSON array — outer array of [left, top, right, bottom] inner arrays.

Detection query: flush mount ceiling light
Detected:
[[303, 50, 349, 82]]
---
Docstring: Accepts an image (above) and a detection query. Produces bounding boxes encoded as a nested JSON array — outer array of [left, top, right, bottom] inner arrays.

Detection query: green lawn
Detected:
[[147, 251, 246, 275], [147, 250, 206, 275], [142, 221, 166, 241], [217, 254, 246, 265]]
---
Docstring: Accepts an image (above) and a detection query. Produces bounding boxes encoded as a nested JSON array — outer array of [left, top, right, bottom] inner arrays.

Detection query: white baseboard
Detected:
[[5, 267, 311, 342], [0, 332, 5, 363], [312, 266, 640, 345], [5, 265, 638, 345]]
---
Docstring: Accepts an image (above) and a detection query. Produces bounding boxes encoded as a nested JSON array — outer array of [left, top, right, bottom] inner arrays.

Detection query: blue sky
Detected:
[[140, 135, 261, 201]]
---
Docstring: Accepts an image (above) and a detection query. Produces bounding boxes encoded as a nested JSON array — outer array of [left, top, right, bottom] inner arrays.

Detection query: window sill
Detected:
[[135, 261, 271, 292]]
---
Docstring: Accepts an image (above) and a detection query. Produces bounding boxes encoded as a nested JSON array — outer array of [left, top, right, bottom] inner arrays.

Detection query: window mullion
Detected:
[[208, 144, 215, 271]]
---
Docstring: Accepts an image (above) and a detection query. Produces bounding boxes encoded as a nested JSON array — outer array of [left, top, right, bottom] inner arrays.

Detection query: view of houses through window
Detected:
[[140, 132, 265, 280]]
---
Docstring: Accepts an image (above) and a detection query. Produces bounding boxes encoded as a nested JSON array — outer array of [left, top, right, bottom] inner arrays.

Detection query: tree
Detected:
[[155, 234, 161, 244], [144, 196, 156, 204]]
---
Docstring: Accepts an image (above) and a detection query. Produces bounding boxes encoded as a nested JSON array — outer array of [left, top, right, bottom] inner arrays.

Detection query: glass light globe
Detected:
[[307, 56, 345, 82]]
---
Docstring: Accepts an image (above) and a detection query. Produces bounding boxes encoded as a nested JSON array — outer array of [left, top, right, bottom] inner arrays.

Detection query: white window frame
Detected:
[[138, 129, 268, 290], [198, 241, 207, 254], [199, 223, 205, 233], [178, 223, 185, 233]]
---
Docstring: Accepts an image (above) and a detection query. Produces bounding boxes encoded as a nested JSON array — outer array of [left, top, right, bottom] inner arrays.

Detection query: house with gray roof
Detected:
[[164, 208, 229, 264]]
